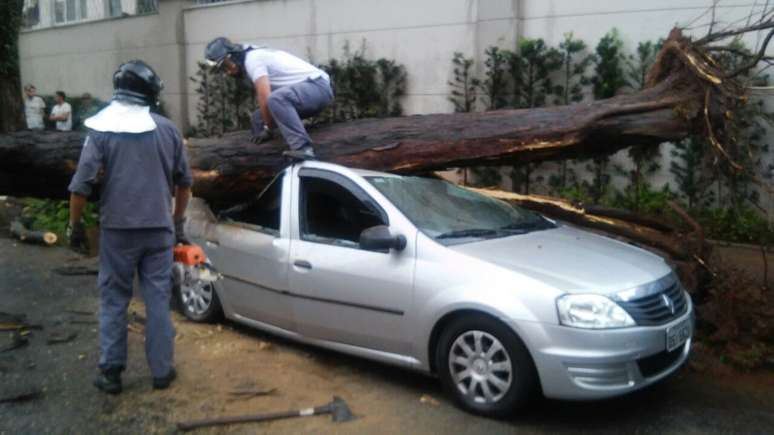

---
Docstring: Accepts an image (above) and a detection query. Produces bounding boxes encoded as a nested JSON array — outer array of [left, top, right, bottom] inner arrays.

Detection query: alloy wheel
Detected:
[[448, 330, 513, 404], [180, 279, 214, 316]]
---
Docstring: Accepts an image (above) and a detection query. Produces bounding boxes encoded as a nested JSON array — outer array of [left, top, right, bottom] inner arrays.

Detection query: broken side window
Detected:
[[220, 173, 283, 235]]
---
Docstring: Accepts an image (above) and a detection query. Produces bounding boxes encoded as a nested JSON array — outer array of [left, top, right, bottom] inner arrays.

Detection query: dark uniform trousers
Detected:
[[98, 228, 175, 378], [251, 76, 333, 150]]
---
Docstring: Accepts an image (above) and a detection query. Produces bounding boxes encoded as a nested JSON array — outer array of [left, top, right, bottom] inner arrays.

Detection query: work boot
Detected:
[[283, 145, 316, 161], [153, 367, 177, 390], [93, 369, 122, 395]]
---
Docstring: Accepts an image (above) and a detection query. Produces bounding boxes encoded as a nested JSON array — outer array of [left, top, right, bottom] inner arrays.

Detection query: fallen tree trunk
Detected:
[[0, 77, 693, 205], [0, 29, 739, 206]]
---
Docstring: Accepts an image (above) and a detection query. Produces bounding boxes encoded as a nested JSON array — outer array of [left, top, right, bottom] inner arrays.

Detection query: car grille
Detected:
[[617, 283, 688, 326], [637, 347, 683, 378]]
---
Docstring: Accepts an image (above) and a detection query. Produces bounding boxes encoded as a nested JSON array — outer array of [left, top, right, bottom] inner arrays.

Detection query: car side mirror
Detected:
[[359, 225, 406, 252]]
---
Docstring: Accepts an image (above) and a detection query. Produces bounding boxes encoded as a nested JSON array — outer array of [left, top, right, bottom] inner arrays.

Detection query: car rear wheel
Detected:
[[175, 279, 222, 323], [436, 314, 538, 417]]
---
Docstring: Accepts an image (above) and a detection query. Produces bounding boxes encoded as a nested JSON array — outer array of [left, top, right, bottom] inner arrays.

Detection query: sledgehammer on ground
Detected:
[[176, 396, 354, 431]]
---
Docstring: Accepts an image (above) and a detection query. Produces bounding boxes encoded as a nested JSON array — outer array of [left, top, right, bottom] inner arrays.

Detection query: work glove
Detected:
[[174, 217, 190, 245], [251, 125, 274, 145], [66, 220, 87, 253]]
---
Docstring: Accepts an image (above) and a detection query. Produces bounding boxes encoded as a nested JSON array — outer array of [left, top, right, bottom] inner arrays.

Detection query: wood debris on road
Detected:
[[0, 332, 29, 353], [46, 331, 78, 345], [0, 388, 43, 404]]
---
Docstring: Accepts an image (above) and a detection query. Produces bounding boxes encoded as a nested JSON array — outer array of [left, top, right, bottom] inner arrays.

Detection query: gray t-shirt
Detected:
[[68, 113, 193, 230]]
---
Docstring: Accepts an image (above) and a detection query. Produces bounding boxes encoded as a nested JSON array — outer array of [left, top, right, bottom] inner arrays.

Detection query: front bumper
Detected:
[[513, 295, 694, 400]]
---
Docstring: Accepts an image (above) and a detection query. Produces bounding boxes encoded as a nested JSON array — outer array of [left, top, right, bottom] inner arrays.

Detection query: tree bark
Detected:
[[0, 76, 24, 134], [0, 0, 25, 133]]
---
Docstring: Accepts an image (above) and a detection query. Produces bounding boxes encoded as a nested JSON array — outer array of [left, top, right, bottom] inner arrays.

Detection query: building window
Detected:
[[22, 0, 41, 28], [53, 0, 88, 24], [136, 0, 158, 14], [106, 0, 122, 17]]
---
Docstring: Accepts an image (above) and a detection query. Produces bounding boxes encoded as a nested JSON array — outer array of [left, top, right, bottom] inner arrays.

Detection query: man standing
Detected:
[[49, 91, 72, 131], [204, 37, 333, 160], [23, 84, 45, 130], [68, 60, 192, 394], [76, 92, 103, 129]]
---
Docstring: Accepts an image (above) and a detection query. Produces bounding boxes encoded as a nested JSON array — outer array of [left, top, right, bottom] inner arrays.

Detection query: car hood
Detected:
[[449, 225, 671, 295]]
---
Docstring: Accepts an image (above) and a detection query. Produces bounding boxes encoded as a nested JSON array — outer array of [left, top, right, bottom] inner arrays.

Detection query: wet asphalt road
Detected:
[[1, 235, 773, 434]]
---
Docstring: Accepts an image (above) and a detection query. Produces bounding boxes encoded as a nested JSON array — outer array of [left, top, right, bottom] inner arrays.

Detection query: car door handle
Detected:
[[205, 240, 219, 247], [293, 260, 312, 270]]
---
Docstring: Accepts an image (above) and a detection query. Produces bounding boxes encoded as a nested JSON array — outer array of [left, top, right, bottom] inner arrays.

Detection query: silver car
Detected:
[[180, 160, 693, 417]]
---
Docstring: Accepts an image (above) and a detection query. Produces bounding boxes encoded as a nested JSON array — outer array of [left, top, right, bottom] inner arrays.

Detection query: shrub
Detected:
[[21, 198, 99, 243]]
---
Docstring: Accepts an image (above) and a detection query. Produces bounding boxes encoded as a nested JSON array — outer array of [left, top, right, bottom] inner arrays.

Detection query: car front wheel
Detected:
[[436, 314, 539, 417], [175, 277, 222, 323]]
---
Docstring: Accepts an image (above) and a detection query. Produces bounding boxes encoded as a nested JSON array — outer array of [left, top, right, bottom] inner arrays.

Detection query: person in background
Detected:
[[77, 92, 103, 130], [49, 91, 73, 131], [23, 84, 46, 130], [79, 92, 102, 118]]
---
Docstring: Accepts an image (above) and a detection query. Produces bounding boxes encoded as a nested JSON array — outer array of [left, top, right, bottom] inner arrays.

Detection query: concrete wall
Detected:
[[19, 0, 189, 128]]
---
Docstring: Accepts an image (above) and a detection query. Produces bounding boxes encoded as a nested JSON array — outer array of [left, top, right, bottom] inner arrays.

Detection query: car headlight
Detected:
[[556, 294, 635, 329]]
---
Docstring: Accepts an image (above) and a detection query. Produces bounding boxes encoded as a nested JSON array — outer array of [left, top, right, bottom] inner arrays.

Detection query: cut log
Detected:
[[0, 29, 741, 207], [9, 220, 57, 245]]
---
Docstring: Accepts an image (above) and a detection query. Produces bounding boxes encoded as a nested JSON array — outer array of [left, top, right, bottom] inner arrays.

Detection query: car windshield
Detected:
[[366, 175, 555, 245]]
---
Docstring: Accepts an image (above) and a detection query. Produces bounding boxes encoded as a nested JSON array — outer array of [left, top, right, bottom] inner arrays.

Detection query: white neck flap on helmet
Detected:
[[84, 100, 157, 133]]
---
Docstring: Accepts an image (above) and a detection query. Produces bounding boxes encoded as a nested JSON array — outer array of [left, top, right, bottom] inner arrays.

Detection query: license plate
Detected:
[[666, 318, 691, 352]]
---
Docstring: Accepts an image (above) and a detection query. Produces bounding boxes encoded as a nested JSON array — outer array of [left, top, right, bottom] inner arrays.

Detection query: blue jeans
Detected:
[[252, 76, 333, 150], [97, 228, 175, 378]]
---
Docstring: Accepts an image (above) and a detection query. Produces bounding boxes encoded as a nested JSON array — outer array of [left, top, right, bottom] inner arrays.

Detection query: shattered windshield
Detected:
[[366, 176, 554, 245]]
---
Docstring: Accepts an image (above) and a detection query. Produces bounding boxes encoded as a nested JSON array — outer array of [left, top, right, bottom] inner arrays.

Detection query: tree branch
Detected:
[[696, 18, 774, 44], [704, 45, 774, 61], [723, 27, 774, 78]]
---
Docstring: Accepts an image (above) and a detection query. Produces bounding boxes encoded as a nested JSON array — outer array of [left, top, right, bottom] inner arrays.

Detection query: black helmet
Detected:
[[205, 37, 243, 69], [112, 60, 163, 106]]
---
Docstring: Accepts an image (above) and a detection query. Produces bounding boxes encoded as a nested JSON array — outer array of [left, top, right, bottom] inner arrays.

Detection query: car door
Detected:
[[288, 167, 416, 355], [210, 171, 295, 330]]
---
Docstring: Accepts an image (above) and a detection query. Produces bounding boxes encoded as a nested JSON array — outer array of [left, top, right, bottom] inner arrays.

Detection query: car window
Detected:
[[367, 175, 553, 245], [220, 173, 283, 235], [300, 176, 386, 249]]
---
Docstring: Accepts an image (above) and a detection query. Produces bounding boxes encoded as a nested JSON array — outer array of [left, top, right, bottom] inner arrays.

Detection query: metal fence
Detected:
[[22, 0, 159, 29]]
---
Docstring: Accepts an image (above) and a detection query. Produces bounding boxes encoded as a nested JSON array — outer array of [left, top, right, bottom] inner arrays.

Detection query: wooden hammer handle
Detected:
[[177, 409, 303, 431]]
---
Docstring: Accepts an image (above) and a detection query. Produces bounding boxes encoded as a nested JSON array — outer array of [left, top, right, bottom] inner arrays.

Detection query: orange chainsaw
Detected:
[[172, 244, 222, 290]]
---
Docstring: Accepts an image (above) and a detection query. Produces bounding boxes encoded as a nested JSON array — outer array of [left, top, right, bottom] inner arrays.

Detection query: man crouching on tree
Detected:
[[205, 37, 333, 160], [67, 60, 192, 394]]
